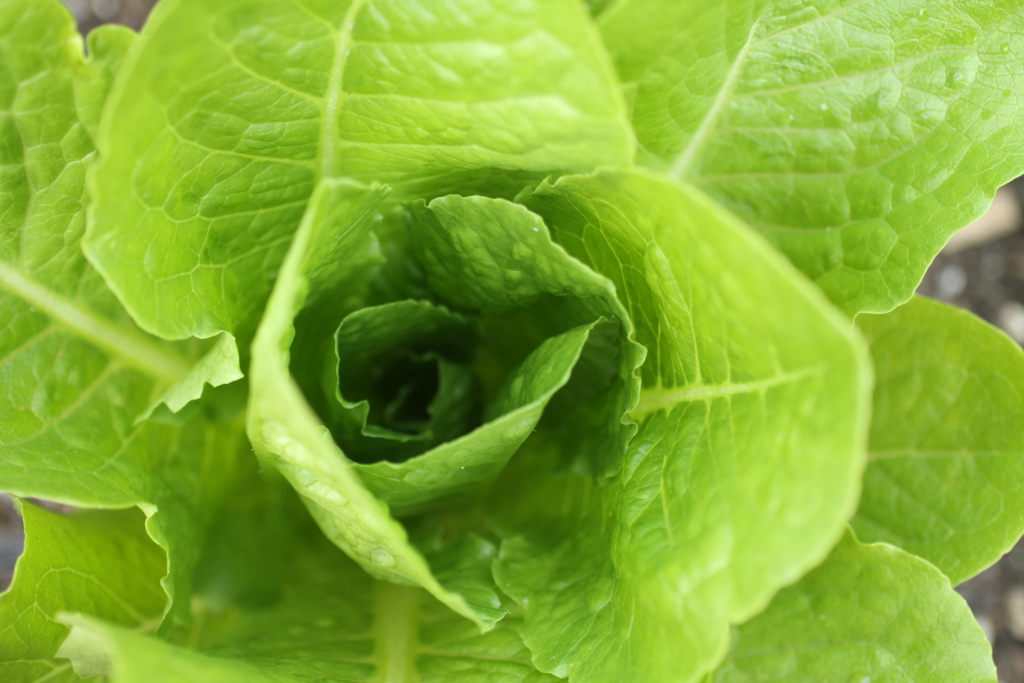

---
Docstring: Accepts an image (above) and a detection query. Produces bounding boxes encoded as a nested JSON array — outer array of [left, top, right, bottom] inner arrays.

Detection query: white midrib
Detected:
[[373, 581, 420, 683], [630, 369, 815, 421], [0, 261, 189, 382], [669, 18, 762, 179], [320, 0, 368, 179]]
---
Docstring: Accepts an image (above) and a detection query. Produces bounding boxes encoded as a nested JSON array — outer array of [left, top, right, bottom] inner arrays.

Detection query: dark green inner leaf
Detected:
[[368, 354, 439, 435], [321, 300, 483, 464], [280, 189, 641, 515]]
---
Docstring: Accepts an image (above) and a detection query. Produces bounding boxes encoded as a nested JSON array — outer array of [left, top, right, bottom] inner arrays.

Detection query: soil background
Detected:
[[916, 179, 1024, 682], [0, 1, 1020, 680], [60, 0, 156, 35]]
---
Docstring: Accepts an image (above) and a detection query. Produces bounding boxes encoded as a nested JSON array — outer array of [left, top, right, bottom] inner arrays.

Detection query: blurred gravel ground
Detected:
[[62, 0, 156, 33], [1, 2, 1019, 681], [918, 179, 1024, 682], [0, 495, 23, 590]]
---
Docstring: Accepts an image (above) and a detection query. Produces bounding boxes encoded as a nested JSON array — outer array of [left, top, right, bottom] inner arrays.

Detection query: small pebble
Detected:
[[62, 0, 91, 20], [90, 0, 122, 20], [936, 264, 968, 299], [982, 251, 1007, 281], [999, 302, 1024, 344], [1006, 585, 1024, 640]]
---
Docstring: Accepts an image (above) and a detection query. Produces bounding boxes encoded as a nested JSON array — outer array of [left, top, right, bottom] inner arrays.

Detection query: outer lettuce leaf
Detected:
[[712, 532, 996, 683], [140, 332, 242, 420], [601, 0, 1024, 315], [85, 0, 634, 341], [495, 168, 871, 683], [0, 503, 165, 683], [853, 296, 1024, 584], [58, 538, 558, 683], [0, 0, 245, 630], [247, 177, 505, 629]]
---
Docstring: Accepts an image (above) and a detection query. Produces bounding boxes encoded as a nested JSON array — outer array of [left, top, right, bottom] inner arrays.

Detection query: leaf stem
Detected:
[[373, 581, 420, 683], [670, 17, 762, 179], [320, 0, 368, 178]]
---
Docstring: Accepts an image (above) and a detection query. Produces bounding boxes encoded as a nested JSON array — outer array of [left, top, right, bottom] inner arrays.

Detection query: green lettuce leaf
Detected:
[[4, 2, 1016, 680], [0, 502, 165, 683], [584, 0, 616, 16], [85, 0, 634, 341], [712, 531, 996, 683], [493, 168, 871, 683], [140, 332, 242, 421], [853, 296, 1024, 584], [0, 0, 245, 630], [601, 0, 1024, 315], [57, 536, 558, 683]]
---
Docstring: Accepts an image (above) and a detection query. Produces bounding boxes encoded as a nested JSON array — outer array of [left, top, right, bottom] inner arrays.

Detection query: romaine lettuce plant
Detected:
[[3, 0, 1024, 681]]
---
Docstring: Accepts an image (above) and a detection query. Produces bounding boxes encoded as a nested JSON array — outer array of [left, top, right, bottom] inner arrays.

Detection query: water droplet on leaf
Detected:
[[503, 425, 526, 440], [371, 548, 396, 566]]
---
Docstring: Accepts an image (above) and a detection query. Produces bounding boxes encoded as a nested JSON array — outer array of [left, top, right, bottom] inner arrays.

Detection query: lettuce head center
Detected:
[[365, 353, 441, 435]]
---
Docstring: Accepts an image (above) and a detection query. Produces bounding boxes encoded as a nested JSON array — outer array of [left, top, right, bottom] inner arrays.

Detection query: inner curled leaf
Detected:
[[321, 300, 483, 464], [247, 179, 643, 621], [283, 191, 643, 517]]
